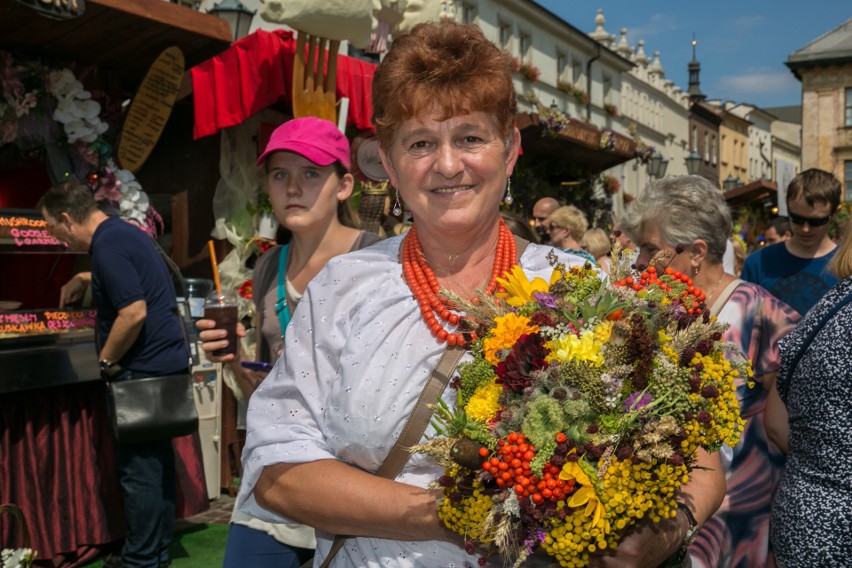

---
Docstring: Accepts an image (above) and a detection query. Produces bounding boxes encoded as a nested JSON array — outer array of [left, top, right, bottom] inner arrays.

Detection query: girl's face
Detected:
[[266, 152, 353, 234]]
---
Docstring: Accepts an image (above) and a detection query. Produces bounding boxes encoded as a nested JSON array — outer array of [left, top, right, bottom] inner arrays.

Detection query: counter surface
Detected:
[[0, 331, 99, 393]]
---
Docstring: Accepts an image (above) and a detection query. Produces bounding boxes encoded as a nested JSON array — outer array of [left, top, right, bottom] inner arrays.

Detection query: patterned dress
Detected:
[[770, 277, 852, 567], [689, 282, 800, 568]]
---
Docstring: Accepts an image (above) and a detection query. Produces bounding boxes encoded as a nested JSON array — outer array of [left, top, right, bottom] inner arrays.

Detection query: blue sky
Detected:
[[533, 1, 851, 109]]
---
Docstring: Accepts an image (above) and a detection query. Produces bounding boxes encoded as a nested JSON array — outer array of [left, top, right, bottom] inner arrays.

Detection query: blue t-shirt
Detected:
[[740, 242, 839, 315], [90, 216, 188, 374]]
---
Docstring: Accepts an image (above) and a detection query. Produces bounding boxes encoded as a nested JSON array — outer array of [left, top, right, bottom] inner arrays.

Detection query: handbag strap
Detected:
[[316, 344, 465, 568], [314, 235, 527, 568], [710, 278, 742, 317]]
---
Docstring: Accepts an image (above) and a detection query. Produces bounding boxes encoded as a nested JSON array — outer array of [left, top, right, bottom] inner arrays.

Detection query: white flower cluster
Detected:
[[113, 161, 149, 226], [1, 547, 35, 568], [48, 69, 108, 144]]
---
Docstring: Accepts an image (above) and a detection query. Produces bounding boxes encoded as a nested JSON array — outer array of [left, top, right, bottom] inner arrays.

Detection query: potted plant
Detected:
[[256, 191, 278, 240], [604, 103, 619, 117]]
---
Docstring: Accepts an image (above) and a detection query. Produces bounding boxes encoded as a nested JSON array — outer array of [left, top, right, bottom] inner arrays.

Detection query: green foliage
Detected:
[[522, 395, 565, 451], [458, 358, 496, 407]]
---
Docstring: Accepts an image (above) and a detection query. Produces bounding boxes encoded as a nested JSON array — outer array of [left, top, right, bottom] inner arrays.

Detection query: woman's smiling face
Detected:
[[380, 108, 520, 238], [266, 151, 351, 233]]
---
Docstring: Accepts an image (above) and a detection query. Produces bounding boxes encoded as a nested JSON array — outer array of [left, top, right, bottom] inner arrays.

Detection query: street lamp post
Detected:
[[723, 175, 737, 191], [208, 0, 255, 41], [647, 151, 669, 180], [685, 151, 701, 175]]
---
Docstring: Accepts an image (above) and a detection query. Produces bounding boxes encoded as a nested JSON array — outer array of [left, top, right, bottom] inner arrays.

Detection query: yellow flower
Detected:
[[560, 452, 609, 532], [464, 379, 503, 422], [483, 312, 539, 365], [546, 331, 604, 366], [594, 321, 614, 343], [495, 265, 561, 307]]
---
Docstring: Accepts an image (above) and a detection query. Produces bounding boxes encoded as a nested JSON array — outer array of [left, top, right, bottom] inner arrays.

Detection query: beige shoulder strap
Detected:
[[313, 345, 465, 568], [710, 279, 742, 317]]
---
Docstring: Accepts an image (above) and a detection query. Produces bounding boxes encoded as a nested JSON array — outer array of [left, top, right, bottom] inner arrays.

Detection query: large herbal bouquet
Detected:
[[415, 249, 747, 568]]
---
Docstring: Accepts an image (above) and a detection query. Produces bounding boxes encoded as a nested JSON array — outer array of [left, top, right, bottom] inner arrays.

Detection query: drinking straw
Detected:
[[207, 240, 223, 296]]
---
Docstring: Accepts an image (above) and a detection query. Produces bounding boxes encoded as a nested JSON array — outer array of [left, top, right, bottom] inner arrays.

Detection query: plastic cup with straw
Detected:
[[204, 240, 239, 357]]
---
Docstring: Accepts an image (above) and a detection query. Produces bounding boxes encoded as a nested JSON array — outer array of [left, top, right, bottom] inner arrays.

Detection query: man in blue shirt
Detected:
[[741, 169, 841, 315], [40, 180, 189, 568]]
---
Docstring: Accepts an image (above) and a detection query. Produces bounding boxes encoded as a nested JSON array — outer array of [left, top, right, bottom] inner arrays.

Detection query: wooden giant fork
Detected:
[[292, 32, 340, 123]]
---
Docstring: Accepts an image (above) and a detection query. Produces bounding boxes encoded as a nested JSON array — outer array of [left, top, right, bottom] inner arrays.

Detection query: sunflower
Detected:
[[560, 451, 609, 532], [496, 265, 562, 307]]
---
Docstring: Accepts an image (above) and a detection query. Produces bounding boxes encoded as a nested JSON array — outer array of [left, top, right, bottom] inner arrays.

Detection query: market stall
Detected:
[[1, 1, 232, 565]]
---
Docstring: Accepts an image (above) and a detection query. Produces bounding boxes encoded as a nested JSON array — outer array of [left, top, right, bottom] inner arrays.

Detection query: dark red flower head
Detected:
[[495, 333, 549, 393]]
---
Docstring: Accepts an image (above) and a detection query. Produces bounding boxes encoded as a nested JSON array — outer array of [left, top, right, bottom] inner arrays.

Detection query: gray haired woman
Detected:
[[625, 175, 799, 568]]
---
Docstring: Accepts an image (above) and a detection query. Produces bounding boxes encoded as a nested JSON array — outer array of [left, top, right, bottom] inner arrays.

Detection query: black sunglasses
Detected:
[[788, 212, 833, 227]]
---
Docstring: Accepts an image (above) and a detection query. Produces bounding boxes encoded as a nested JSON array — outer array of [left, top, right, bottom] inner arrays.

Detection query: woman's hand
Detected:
[[587, 514, 687, 568], [197, 319, 247, 362], [232, 364, 268, 399]]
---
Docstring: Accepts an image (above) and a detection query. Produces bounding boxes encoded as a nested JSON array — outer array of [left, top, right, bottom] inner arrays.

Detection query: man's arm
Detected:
[[59, 272, 92, 308], [99, 299, 147, 366]]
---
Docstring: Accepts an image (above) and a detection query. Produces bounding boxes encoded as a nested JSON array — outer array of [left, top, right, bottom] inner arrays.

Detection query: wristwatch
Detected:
[[677, 501, 700, 546], [99, 359, 117, 372]]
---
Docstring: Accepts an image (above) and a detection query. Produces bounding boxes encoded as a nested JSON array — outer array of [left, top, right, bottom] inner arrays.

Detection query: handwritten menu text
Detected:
[[0, 309, 97, 336]]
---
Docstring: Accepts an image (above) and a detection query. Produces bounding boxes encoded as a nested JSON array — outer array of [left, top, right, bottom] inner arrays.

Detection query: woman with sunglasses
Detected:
[[625, 175, 800, 568], [740, 169, 841, 315]]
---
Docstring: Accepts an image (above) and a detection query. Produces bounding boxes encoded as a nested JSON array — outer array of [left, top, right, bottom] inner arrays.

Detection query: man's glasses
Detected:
[[532, 216, 548, 222], [788, 212, 833, 227]]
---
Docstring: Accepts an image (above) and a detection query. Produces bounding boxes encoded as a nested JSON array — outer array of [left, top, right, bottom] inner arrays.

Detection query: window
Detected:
[[691, 126, 697, 154], [519, 32, 531, 58], [572, 59, 582, 84], [704, 132, 709, 162], [846, 160, 852, 201], [602, 75, 611, 103], [711, 135, 716, 165], [556, 51, 567, 82], [499, 21, 512, 48], [846, 88, 852, 127], [462, 2, 476, 24]]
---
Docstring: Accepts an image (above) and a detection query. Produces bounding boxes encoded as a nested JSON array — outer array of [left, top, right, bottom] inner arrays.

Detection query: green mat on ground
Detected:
[[82, 523, 228, 567]]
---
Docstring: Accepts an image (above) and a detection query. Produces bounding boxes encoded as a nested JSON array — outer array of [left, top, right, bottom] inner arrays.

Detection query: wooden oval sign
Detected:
[[117, 47, 185, 173]]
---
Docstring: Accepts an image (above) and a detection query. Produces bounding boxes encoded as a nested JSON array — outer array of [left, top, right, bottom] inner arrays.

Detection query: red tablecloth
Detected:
[[191, 29, 377, 139], [1, 382, 208, 567]]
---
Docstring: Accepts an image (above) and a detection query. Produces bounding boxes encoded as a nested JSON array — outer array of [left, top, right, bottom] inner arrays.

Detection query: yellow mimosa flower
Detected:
[[464, 379, 503, 422]]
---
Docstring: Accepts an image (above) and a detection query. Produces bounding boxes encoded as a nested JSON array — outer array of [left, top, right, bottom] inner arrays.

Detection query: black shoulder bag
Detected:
[[105, 238, 198, 445]]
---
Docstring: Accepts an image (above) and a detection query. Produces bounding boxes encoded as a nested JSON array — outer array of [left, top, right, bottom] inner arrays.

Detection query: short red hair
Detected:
[[372, 22, 517, 150]]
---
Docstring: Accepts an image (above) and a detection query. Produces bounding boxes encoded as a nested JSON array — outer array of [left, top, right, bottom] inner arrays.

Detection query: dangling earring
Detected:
[[694, 265, 700, 277], [503, 178, 514, 205], [392, 189, 402, 217]]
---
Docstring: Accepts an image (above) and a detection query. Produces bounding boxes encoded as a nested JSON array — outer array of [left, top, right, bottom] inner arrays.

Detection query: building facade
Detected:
[[787, 18, 852, 199]]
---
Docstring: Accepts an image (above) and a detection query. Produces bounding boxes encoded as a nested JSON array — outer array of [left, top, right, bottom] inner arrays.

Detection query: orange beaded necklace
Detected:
[[402, 219, 517, 347]]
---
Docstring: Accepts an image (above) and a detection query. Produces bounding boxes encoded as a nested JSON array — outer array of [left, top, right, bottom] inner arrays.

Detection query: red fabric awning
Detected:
[[191, 29, 376, 139]]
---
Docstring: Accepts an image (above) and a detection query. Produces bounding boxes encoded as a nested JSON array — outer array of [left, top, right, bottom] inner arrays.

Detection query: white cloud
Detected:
[[717, 70, 799, 95], [732, 15, 764, 29], [627, 14, 680, 40]]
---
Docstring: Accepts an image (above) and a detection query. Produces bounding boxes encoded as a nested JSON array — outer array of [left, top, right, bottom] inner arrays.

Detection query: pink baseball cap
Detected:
[[256, 117, 351, 169]]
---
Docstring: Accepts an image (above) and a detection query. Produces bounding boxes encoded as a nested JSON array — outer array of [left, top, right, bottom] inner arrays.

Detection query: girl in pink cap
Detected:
[[198, 116, 381, 568]]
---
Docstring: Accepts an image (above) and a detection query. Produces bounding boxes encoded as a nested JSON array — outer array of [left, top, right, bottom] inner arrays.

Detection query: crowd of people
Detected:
[[39, 19, 851, 568]]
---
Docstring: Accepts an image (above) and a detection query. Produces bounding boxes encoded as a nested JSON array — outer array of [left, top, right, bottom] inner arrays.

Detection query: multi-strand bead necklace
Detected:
[[402, 219, 516, 347]]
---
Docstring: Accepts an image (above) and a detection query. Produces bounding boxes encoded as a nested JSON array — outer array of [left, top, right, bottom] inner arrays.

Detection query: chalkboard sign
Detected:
[[116, 47, 185, 173], [0, 308, 97, 338]]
